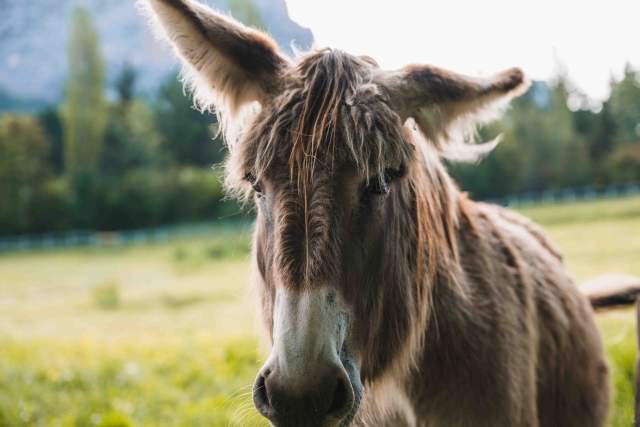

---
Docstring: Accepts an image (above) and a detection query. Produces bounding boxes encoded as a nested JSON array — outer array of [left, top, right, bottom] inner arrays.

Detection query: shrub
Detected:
[[605, 143, 640, 184]]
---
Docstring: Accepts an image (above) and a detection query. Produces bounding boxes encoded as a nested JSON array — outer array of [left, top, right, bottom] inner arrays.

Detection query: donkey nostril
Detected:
[[253, 374, 271, 416], [253, 366, 355, 422], [327, 375, 351, 416]]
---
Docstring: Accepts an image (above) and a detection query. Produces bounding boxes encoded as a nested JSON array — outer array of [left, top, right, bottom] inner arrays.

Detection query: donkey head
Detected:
[[142, 1, 529, 425]]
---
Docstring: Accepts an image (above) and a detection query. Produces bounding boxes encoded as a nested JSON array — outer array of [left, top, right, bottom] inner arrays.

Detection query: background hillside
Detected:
[[0, 0, 313, 109]]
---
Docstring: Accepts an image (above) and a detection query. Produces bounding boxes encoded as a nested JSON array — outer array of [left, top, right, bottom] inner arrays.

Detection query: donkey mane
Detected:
[[226, 48, 460, 283], [226, 50, 410, 191], [221, 50, 467, 381]]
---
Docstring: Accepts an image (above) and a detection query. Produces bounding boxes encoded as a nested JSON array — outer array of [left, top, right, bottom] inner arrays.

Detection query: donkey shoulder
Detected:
[[417, 199, 610, 426], [474, 202, 563, 263], [467, 201, 586, 324]]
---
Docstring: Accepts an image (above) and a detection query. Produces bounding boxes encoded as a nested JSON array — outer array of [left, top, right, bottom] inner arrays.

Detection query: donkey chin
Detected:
[[252, 287, 364, 427]]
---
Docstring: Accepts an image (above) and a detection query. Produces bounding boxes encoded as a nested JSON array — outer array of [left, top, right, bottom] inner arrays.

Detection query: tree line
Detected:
[[1, 7, 639, 236], [0, 7, 235, 236], [450, 70, 640, 199]]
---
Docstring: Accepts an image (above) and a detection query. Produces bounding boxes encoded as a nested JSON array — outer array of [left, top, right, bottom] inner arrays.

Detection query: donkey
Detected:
[[141, 1, 640, 426]]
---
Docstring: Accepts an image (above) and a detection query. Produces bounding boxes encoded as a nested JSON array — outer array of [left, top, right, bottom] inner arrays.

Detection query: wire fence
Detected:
[[1, 182, 639, 254]]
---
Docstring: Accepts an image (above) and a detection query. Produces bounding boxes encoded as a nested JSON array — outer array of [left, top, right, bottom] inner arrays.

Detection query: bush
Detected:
[[0, 115, 52, 235], [163, 168, 226, 223], [32, 167, 237, 233], [605, 143, 640, 184], [28, 177, 75, 233]]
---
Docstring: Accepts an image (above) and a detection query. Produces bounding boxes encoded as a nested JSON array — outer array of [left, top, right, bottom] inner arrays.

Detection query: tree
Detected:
[[37, 106, 64, 175], [62, 7, 108, 176], [115, 63, 137, 106], [153, 74, 224, 168], [544, 79, 592, 188], [605, 144, 640, 184], [102, 99, 166, 174], [608, 64, 640, 145], [0, 116, 51, 234], [450, 77, 593, 199], [101, 65, 165, 174], [148, 0, 263, 169]]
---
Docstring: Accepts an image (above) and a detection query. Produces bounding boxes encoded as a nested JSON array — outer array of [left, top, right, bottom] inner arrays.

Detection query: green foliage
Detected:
[[1, 330, 632, 426], [37, 106, 64, 175], [1, 165, 233, 237], [609, 65, 640, 145], [101, 65, 168, 176], [62, 7, 108, 176], [0, 338, 268, 427], [0, 115, 52, 234], [115, 64, 138, 105], [72, 168, 230, 231], [154, 74, 225, 168], [598, 314, 637, 427], [451, 70, 640, 200], [101, 100, 167, 175], [28, 177, 75, 232], [605, 144, 640, 183], [451, 78, 593, 198]]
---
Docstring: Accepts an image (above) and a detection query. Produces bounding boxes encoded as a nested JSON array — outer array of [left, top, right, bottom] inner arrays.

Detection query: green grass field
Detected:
[[1, 196, 639, 426]]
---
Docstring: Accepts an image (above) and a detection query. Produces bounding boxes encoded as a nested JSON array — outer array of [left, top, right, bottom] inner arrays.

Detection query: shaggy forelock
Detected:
[[225, 49, 414, 199]]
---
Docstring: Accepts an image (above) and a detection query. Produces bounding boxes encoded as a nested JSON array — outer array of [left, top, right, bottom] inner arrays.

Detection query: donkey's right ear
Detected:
[[140, 0, 290, 114]]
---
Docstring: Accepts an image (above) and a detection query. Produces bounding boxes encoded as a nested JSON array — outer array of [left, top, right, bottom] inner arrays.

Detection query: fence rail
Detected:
[[1, 182, 639, 254], [0, 221, 253, 254], [486, 182, 640, 207]]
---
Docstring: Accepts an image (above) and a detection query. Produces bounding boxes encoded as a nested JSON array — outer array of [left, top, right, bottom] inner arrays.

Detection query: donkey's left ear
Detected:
[[377, 65, 530, 148], [140, 0, 290, 114]]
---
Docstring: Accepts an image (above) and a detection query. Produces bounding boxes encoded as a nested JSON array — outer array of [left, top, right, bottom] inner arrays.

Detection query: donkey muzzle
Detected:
[[253, 287, 360, 426]]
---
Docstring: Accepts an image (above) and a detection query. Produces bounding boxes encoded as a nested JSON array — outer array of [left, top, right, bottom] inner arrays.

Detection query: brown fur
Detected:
[[236, 50, 609, 426], [141, 2, 611, 425]]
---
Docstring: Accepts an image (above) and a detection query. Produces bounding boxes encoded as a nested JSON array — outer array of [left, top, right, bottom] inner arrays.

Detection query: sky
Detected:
[[285, 0, 639, 102]]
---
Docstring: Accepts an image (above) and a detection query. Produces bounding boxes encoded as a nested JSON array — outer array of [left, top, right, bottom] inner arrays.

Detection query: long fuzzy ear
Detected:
[[140, 0, 290, 119], [378, 65, 529, 153]]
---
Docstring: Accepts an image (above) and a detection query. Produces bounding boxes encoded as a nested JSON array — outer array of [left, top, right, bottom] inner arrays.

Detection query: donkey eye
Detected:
[[244, 172, 263, 195], [366, 178, 390, 195], [363, 167, 405, 196]]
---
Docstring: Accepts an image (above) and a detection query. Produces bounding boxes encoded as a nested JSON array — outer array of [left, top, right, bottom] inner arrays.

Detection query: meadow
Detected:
[[0, 196, 639, 427]]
